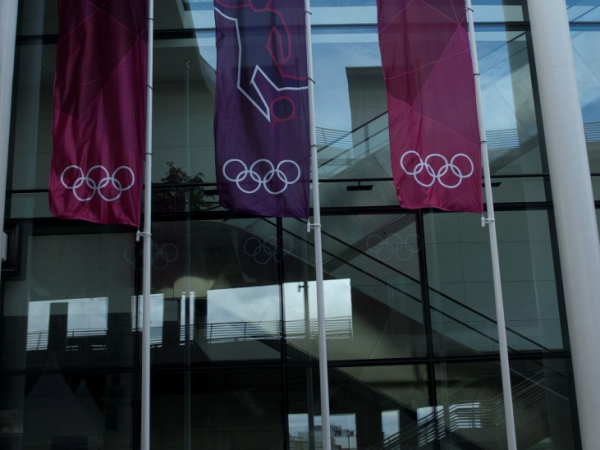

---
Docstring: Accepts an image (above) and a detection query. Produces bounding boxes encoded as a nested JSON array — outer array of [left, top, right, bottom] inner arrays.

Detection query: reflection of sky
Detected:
[[567, 1, 600, 21], [131, 294, 165, 330], [187, 1, 525, 25], [207, 279, 351, 324], [284, 279, 352, 321], [189, 4, 377, 29], [381, 410, 400, 439], [28, 298, 108, 333], [289, 413, 309, 436], [207, 285, 280, 324], [572, 30, 600, 122]]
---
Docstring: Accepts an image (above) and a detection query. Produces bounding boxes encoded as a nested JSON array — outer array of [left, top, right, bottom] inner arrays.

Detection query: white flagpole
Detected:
[[140, 0, 154, 449], [304, 2, 332, 450], [465, 1, 518, 449]]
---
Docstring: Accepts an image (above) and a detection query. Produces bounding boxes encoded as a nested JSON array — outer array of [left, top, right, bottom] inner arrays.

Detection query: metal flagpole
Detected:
[[465, 1, 518, 449], [140, 0, 154, 449], [304, 2, 332, 450]]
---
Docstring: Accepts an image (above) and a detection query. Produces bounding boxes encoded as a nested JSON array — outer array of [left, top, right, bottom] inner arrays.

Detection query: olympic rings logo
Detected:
[[243, 236, 293, 264], [124, 243, 179, 270], [61, 165, 135, 201], [223, 159, 301, 195], [366, 234, 421, 262], [400, 151, 474, 189]]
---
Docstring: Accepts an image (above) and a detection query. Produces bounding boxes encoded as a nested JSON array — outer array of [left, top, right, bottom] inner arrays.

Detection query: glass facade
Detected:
[[3, 0, 600, 449]]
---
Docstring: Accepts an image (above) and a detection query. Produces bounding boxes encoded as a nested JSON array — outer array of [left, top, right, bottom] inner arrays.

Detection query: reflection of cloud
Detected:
[[27, 298, 108, 334], [284, 279, 352, 321], [382, 410, 400, 439], [207, 278, 351, 325], [207, 285, 280, 324], [131, 294, 165, 330]]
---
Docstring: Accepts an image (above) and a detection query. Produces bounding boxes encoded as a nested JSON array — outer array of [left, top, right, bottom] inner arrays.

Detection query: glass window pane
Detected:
[[436, 358, 576, 449], [153, 35, 217, 186], [1, 224, 137, 370], [150, 219, 283, 364], [477, 28, 543, 176], [18, 1, 58, 36], [472, 0, 526, 22], [571, 28, 600, 178], [10, 42, 55, 195], [425, 210, 565, 356], [567, 0, 600, 22], [288, 364, 430, 450], [284, 214, 427, 362]]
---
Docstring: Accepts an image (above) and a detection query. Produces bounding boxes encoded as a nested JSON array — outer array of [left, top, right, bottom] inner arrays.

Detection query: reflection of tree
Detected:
[[152, 162, 212, 213]]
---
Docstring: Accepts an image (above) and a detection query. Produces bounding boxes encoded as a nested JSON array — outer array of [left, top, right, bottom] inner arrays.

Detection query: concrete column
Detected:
[[0, 0, 18, 276], [528, 1, 600, 448]]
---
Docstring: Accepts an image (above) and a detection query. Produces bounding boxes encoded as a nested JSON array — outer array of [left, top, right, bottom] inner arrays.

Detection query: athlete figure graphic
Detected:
[[214, 0, 308, 122]]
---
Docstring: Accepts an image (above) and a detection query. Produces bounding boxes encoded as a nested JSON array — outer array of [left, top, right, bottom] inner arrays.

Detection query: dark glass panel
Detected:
[[151, 368, 283, 450], [10, 42, 55, 196], [0, 372, 135, 450], [1, 223, 137, 371], [435, 358, 576, 449]]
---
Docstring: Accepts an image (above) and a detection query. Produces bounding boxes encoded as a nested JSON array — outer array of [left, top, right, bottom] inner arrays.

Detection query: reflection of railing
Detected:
[[27, 331, 48, 351], [25, 317, 354, 351], [205, 317, 353, 343], [285, 317, 354, 340], [286, 217, 553, 355], [366, 369, 566, 450], [584, 120, 600, 142], [316, 127, 354, 150], [205, 320, 280, 343], [0, 412, 16, 434], [26, 329, 108, 351]]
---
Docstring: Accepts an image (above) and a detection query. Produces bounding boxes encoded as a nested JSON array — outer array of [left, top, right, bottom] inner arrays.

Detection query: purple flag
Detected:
[[50, 0, 147, 226], [377, 0, 483, 213], [213, 0, 310, 218]]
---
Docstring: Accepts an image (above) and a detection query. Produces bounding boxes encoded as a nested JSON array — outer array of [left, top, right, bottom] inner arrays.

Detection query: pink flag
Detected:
[[377, 0, 483, 213], [49, 0, 148, 226]]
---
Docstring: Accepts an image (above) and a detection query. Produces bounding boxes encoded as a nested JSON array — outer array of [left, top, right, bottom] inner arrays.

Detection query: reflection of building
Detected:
[[1, 1, 600, 450]]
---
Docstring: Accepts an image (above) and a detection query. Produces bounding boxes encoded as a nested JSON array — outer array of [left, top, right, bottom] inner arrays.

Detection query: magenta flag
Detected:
[[49, 0, 148, 226], [377, 0, 483, 213], [213, 0, 310, 218]]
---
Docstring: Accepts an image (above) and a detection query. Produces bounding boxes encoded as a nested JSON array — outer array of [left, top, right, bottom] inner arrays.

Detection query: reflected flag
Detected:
[[49, 0, 148, 226], [376, 0, 483, 213], [213, 0, 310, 218]]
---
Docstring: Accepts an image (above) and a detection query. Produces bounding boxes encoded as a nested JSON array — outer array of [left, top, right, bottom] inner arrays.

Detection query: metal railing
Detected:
[[26, 328, 108, 352], [25, 317, 354, 351]]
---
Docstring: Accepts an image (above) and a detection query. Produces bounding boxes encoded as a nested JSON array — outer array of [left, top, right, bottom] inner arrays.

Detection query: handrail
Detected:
[[286, 217, 554, 353], [365, 368, 567, 450]]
